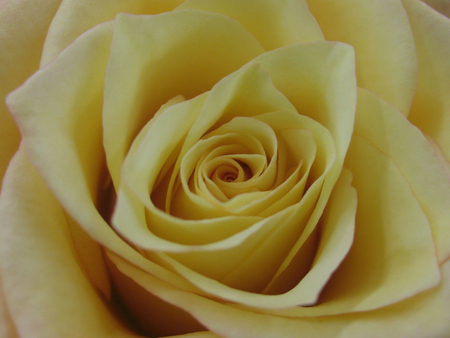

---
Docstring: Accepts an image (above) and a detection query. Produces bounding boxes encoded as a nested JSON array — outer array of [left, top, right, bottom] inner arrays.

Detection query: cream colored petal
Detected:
[[0, 0, 61, 189], [252, 42, 356, 162], [110, 253, 450, 338], [176, 0, 324, 50], [169, 63, 297, 214], [40, 0, 184, 66], [352, 89, 450, 263], [307, 0, 417, 115], [403, 0, 450, 175], [274, 88, 441, 316], [0, 279, 18, 338], [103, 11, 265, 189], [6, 21, 195, 298], [0, 147, 141, 338], [7, 22, 114, 298], [237, 89, 442, 318], [263, 167, 356, 302]]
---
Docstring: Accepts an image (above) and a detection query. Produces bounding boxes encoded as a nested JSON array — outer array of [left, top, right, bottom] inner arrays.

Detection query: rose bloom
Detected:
[[1, 0, 450, 337]]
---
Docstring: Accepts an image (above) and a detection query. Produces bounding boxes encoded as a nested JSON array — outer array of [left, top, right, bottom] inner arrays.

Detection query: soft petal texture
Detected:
[[249, 42, 356, 292], [103, 10, 265, 189], [403, 0, 450, 171], [176, 0, 324, 49], [6, 18, 205, 296], [261, 89, 442, 317], [111, 43, 354, 309], [0, 0, 61, 188], [7, 22, 115, 298], [0, 147, 140, 338], [351, 89, 450, 263], [0, 280, 18, 338], [306, 0, 417, 114], [40, 0, 185, 66], [252, 42, 356, 161], [110, 252, 450, 338]]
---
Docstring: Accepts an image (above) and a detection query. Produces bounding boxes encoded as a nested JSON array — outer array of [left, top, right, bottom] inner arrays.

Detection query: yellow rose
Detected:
[[1, 0, 450, 337]]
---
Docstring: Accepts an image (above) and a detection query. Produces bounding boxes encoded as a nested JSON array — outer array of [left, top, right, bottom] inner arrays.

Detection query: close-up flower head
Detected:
[[1, 0, 450, 337]]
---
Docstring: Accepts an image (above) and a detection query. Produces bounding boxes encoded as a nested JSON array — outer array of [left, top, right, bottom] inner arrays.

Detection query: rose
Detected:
[[1, 0, 450, 337]]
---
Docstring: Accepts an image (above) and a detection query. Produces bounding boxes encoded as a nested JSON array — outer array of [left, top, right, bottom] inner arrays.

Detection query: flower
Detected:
[[1, 0, 450, 337]]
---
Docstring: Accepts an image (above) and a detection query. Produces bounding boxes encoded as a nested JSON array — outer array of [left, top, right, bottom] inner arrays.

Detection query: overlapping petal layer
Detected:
[[4, 2, 450, 338], [0, 0, 62, 187], [403, 0, 450, 190], [176, 0, 324, 49], [306, 0, 417, 114], [103, 11, 265, 189]]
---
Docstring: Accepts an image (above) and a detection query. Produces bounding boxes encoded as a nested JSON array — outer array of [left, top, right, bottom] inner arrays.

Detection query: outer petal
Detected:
[[7, 22, 115, 298], [306, 0, 417, 114], [40, 0, 184, 66], [403, 0, 450, 170], [103, 10, 265, 189], [0, 0, 61, 188], [110, 252, 450, 338], [6, 17, 204, 296], [0, 147, 140, 338], [176, 0, 324, 49]]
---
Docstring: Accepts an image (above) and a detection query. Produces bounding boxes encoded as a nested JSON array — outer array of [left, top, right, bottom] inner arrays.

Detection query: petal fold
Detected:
[[403, 0, 450, 177], [103, 10, 265, 189], [0, 0, 61, 187], [307, 0, 417, 114], [40, 0, 184, 66], [177, 0, 324, 49], [0, 147, 139, 338]]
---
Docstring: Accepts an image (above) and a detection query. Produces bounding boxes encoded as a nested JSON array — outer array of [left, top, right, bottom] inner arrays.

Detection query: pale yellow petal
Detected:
[[6, 21, 194, 298], [263, 167, 356, 303], [403, 0, 450, 175], [0, 147, 140, 338], [307, 0, 417, 114], [6, 22, 115, 298], [252, 42, 356, 162], [0, 280, 18, 338], [352, 89, 450, 263], [0, 0, 61, 188], [110, 253, 450, 338], [250, 42, 354, 293], [40, 0, 184, 66], [242, 89, 442, 318], [103, 11, 265, 189], [177, 0, 323, 49]]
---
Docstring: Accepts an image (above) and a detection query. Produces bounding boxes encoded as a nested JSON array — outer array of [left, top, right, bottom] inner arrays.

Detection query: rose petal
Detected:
[[6, 22, 115, 298], [103, 11, 265, 189], [273, 88, 441, 316], [0, 280, 18, 338], [0, 147, 140, 338], [263, 167, 356, 302], [109, 252, 450, 338], [0, 0, 61, 187], [252, 42, 356, 163], [306, 0, 417, 115], [6, 19, 200, 296], [250, 41, 355, 292], [351, 88, 450, 264], [403, 0, 450, 178], [40, 0, 184, 66], [232, 88, 443, 318], [176, 0, 324, 49]]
